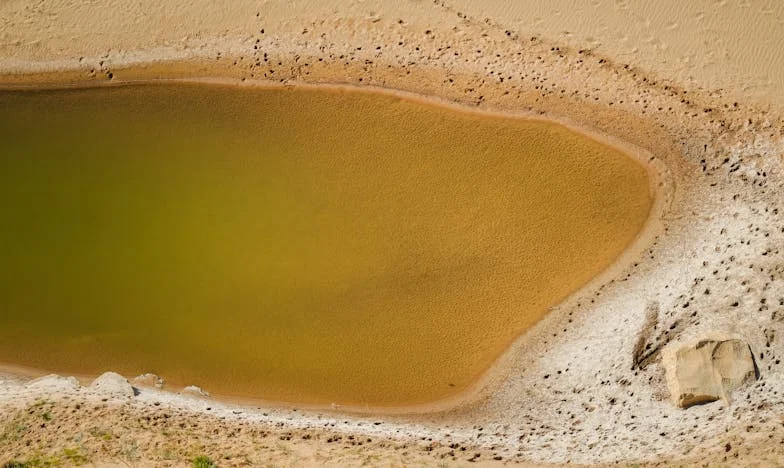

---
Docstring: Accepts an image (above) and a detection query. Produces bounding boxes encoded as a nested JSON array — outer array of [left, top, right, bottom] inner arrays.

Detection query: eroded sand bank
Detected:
[[1, 0, 783, 466]]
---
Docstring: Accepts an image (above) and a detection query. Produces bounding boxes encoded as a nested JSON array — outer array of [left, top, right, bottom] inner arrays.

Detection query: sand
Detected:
[[446, 0, 784, 111], [1, 0, 783, 466]]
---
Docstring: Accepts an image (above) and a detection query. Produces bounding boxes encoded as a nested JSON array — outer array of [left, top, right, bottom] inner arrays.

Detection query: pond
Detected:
[[0, 83, 652, 406]]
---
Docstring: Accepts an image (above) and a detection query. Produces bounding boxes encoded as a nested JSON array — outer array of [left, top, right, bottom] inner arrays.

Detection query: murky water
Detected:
[[0, 83, 652, 406]]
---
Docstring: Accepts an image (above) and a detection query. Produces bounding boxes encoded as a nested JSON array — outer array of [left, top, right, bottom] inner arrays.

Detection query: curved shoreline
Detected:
[[0, 75, 669, 416], [1, 3, 783, 465]]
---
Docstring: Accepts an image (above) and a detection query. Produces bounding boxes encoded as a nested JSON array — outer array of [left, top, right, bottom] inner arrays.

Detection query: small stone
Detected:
[[90, 372, 135, 398], [181, 385, 210, 398], [132, 373, 165, 389]]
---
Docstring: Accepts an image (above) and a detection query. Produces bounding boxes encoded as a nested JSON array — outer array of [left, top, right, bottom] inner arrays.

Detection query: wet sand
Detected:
[[1, 0, 783, 466]]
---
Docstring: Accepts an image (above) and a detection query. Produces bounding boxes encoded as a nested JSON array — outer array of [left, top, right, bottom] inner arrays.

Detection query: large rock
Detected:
[[663, 337, 759, 408]]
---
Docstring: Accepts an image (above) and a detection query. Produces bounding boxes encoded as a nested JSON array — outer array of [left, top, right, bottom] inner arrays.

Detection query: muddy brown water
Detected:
[[0, 83, 652, 406]]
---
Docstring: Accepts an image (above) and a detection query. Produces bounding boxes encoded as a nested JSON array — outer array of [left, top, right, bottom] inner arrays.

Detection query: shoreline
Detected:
[[1, 2, 783, 464], [0, 75, 669, 417]]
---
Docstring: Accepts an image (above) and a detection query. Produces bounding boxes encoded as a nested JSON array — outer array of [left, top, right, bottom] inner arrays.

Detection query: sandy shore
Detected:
[[1, 0, 784, 466]]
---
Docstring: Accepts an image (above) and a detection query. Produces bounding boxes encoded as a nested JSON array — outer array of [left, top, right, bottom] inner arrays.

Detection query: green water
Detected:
[[0, 83, 652, 406]]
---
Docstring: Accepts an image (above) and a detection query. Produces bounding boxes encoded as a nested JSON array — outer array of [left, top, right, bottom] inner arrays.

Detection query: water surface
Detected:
[[0, 84, 652, 406]]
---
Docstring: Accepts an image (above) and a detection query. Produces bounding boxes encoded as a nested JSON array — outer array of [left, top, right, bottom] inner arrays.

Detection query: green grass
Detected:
[[61, 448, 87, 466], [10, 453, 61, 468], [192, 455, 217, 468], [3, 462, 30, 468]]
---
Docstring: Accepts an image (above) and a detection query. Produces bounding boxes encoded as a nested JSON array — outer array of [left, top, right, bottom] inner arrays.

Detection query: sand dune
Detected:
[[1, 0, 783, 466]]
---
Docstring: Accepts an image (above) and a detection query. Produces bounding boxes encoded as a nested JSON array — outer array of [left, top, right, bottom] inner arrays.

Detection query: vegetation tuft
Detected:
[[192, 455, 217, 468]]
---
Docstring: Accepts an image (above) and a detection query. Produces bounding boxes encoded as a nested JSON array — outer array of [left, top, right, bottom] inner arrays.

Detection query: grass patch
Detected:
[[61, 448, 88, 466], [3, 462, 30, 468], [192, 455, 217, 468], [18, 452, 62, 467], [88, 427, 113, 441], [0, 422, 28, 443]]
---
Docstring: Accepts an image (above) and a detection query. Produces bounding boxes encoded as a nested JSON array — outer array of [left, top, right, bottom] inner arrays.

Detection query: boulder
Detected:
[[663, 337, 759, 408], [26, 374, 81, 393], [132, 373, 165, 389], [90, 372, 135, 397]]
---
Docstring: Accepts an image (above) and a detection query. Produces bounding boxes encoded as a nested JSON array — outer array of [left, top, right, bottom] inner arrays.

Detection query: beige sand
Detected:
[[446, 0, 784, 110], [2, 0, 783, 111], [1, 0, 783, 466]]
